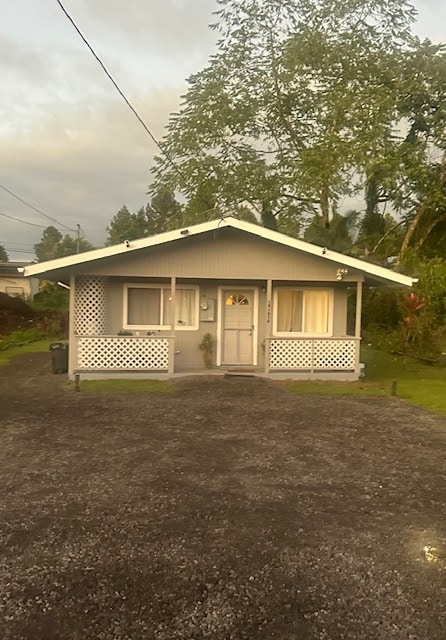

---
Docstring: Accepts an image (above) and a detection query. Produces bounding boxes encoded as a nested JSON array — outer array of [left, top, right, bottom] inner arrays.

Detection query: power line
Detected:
[[0, 211, 49, 229], [1, 248, 35, 255], [0, 184, 75, 231], [56, 0, 191, 193]]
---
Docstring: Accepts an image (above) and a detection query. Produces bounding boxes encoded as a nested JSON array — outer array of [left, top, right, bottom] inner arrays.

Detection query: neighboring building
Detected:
[[0, 262, 39, 299], [24, 217, 416, 380]]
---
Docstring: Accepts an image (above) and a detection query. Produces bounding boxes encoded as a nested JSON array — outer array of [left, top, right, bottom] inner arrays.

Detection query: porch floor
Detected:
[[72, 366, 362, 382]]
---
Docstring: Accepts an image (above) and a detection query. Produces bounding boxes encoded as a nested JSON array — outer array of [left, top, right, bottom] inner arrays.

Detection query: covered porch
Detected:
[[69, 274, 364, 380]]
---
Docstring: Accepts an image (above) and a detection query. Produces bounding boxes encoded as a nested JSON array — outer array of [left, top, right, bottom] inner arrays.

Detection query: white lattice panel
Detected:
[[269, 339, 313, 370], [314, 339, 356, 370], [74, 276, 107, 336], [77, 337, 169, 370], [268, 338, 356, 371]]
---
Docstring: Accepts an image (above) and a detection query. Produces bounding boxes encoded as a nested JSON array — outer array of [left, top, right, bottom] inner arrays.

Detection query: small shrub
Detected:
[[198, 333, 214, 368]]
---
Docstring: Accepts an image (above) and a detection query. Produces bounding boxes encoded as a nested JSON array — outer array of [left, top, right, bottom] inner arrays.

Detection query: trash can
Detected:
[[49, 342, 68, 374]]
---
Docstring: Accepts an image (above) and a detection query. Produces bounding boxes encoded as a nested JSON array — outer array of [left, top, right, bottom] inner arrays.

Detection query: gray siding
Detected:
[[76, 229, 363, 282]]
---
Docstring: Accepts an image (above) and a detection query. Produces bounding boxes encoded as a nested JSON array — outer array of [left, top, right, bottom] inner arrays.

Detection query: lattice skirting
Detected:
[[269, 339, 356, 370], [77, 337, 169, 370]]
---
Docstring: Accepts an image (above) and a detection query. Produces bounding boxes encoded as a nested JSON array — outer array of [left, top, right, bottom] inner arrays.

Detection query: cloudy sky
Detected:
[[1, 0, 444, 260]]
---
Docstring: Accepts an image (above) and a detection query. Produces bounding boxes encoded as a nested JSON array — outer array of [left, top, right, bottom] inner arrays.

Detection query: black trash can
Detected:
[[49, 342, 68, 374]]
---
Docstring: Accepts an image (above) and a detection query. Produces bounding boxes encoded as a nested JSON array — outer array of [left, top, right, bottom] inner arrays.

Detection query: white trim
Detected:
[[272, 287, 334, 337], [217, 286, 258, 366], [24, 217, 416, 288], [123, 283, 199, 331]]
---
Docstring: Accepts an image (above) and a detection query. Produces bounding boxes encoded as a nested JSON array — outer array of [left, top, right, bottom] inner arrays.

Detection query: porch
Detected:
[[73, 334, 361, 380]]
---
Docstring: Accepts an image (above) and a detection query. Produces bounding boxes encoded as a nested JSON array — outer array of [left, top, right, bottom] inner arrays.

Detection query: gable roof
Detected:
[[24, 216, 416, 287]]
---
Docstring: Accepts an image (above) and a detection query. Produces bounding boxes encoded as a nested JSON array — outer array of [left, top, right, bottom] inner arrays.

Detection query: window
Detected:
[[274, 289, 332, 335], [124, 285, 198, 330]]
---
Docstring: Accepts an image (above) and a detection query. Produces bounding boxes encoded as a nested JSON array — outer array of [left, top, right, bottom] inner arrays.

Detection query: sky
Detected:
[[1, 0, 445, 260]]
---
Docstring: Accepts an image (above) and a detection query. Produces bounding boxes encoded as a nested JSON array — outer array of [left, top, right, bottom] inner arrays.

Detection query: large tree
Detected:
[[105, 189, 184, 246], [0, 244, 8, 262], [105, 206, 148, 246], [151, 0, 419, 235], [34, 226, 94, 261]]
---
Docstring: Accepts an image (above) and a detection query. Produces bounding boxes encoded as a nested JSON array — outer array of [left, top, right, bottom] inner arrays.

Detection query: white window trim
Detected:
[[272, 287, 334, 337], [123, 283, 199, 331]]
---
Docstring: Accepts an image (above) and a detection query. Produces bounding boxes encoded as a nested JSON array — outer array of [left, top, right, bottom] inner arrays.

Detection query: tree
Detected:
[[151, 0, 418, 234], [34, 226, 63, 262], [144, 186, 183, 234], [0, 244, 8, 261], [105, 206, 148, 246], [34, 226, 94, 261], [54, 235, 95, 258]]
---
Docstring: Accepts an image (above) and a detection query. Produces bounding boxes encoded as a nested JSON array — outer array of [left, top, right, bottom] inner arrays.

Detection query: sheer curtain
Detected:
[[304, 291, 329, 333], [277, 291, 303, 332], [127, 288, 160, 325]]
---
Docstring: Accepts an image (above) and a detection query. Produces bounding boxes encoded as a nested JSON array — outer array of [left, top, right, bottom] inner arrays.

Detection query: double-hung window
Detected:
[[274, 288, 332, 335], [124, 285, 198, 330]]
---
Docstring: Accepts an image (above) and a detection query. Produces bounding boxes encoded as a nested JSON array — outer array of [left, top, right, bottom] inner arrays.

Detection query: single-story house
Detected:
[[0, 261, 39, 299], [24, 217, 416, 380]]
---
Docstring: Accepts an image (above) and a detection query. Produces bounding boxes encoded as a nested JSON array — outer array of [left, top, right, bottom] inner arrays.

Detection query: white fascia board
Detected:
[[24, 215, 416, 287], [222, 218, 417, 287], [23, 219, 221, 278]]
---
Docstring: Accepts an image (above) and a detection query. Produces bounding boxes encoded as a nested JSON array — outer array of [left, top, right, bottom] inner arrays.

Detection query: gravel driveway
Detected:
[[0, 354, 445, 639]]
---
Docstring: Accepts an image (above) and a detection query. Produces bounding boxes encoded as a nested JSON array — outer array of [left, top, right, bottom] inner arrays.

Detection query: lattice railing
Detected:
[[76, 336, 170, 371], [268, 338, 357, 371], [74, 276, 107, 336]]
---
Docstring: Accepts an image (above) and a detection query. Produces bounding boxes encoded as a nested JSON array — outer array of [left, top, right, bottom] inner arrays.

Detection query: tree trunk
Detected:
[[320, 185, 330, 228]]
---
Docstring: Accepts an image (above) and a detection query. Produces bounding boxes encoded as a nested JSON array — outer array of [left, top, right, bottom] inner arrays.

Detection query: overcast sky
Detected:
[[1, 0, 444, 260]]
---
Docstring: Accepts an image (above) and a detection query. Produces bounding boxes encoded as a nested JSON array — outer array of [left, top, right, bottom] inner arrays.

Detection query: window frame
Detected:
[[123, 283, 199, 331], [273, 287, 334, 337]]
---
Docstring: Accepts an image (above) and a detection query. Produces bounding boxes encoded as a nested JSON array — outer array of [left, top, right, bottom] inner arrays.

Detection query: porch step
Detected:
[[224, 368, 257, 378]]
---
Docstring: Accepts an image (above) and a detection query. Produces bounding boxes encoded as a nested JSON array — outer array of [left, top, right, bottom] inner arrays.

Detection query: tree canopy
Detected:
[[105, 188, 184, 246], [149, 0, 446, 262], [0, 244, 8, 262], [34, 226, 95, 262]]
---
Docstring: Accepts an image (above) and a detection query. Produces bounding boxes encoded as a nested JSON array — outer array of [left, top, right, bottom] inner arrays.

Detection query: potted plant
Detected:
[[198, 333, 214, 368]]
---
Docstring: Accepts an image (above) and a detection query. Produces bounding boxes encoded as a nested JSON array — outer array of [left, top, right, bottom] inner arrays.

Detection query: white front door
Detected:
[[221, 289, 255, 365]]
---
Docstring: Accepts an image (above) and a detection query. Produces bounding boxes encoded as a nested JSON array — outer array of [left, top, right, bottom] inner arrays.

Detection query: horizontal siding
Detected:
[[77, 229, 362, 282]]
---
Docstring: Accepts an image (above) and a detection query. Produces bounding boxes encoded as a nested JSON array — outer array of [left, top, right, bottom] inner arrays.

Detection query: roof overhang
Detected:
[[24, 217, 417, 288]]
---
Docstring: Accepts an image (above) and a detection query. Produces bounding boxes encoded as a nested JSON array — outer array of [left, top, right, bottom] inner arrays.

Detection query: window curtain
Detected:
[[277, 291, 303, 332], [304, 291, 329, 333], [164, 288, 195, 327], [127, 288, 160, 325], [175, 289, 195, 326]]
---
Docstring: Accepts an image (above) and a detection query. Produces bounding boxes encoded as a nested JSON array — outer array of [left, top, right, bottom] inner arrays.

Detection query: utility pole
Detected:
[[76, 224, 81, 253]]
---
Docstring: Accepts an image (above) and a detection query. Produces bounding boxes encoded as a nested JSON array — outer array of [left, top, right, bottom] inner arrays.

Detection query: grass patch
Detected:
[[78, 379, 173, 393], [284, 345, 446, 416], [283, 379, 390, 397], [0, 338, 54, 366]]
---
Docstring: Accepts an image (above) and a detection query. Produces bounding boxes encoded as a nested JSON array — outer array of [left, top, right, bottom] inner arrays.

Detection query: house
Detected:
[[24, 217, 416, 380], [0, 262, 39, 299]]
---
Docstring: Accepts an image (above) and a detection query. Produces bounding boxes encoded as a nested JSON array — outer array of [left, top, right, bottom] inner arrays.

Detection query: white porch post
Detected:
[[355, 280, 363, 375], [68, 275, 76, 377], [265, 279, 272, 373], [169, 277, 176, 375]]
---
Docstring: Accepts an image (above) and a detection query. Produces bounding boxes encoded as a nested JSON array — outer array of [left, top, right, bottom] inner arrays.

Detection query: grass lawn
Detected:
[[0, 337, 54, 366], [1, 337, 445, 415], [284, 345, 446, 417]]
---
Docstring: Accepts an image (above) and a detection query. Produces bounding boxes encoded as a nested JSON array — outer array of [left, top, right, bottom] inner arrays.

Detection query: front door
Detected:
[[221, 289, 255, 365]]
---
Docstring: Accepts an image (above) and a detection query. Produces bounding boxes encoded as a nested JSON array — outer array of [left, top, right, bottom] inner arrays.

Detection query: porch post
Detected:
[[354, 280, 363, 375], [169, 277, 176, 375], [68, 275, 76, 377], [265, 279, 272, 373]]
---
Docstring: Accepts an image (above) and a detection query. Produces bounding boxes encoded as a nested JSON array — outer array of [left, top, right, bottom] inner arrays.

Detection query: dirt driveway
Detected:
[[0, 354, 445, 640]]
